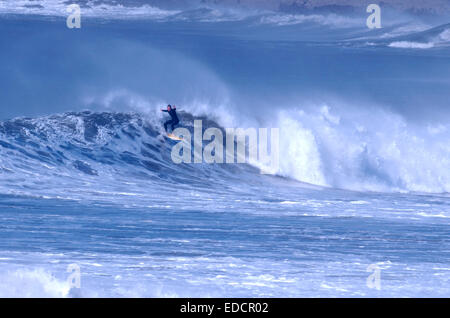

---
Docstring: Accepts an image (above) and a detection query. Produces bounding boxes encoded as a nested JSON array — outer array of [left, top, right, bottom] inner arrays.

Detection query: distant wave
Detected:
[[0, 0, 258, 21], [169, 7, 257, 22], [0, 0, 350, 26], [0, 0, 178, 19], [4, 0, 446, 41], [386, 26, 450, 49], [258, 13, 362, 28], [388, 41, 435, 49], [5, 0, 449, 49], [0, 0, 390, 30], [355, 23, 450, 49]]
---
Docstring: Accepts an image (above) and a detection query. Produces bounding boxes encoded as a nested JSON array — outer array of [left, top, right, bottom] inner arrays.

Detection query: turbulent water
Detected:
[[0, 0, 449, 297]]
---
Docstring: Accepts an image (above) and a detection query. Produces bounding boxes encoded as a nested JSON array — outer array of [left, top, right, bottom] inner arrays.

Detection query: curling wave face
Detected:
[[0, 111, 270, 200]]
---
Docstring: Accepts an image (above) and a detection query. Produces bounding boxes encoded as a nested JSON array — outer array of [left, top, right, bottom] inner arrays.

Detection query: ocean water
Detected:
[[0, 0, 450, 297]]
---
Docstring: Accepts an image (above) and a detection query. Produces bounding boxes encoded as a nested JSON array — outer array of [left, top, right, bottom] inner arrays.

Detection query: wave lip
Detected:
[[384, 23, 450, 49], [341, 22, 450, 50]]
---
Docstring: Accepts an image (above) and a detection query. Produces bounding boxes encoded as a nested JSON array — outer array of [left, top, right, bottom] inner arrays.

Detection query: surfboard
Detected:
[[166, 133, 183, 141]]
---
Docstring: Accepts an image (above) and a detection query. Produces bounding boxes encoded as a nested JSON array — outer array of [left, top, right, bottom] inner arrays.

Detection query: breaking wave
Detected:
[[0, 108, 449, 195]]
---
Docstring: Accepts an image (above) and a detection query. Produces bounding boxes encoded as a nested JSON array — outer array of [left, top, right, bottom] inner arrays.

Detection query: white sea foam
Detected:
[[388, 26, 450, 49], [271, 104, 450, 193], [0, 268, 71, 297], [389, 41, 435, 49], [259, 13, 361, 28]]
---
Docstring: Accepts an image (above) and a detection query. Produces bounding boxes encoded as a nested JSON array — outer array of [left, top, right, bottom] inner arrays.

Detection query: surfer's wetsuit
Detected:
[[162, 107, 179, 132]]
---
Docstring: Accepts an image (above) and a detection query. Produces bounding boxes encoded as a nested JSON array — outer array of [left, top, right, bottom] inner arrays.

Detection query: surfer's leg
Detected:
[[164, 120, 172, 132], [171, 119, 179, 132]]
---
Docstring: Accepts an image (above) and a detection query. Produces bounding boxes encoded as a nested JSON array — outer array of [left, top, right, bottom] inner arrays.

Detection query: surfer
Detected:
[[161, 104, 179, 133]]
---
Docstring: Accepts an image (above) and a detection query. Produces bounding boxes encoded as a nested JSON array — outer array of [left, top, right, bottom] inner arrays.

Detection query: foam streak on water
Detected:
[[0, 190, 449, 297]]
